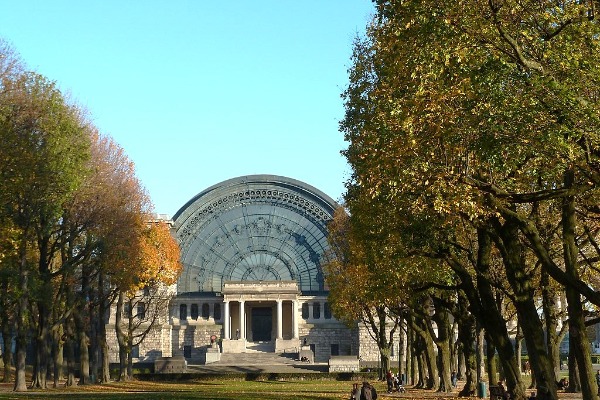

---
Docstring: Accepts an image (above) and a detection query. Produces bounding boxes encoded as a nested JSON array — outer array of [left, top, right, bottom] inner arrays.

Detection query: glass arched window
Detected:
[[191, 304, 198, 320], [214, 303, 222, 320], [324, 302, 332, 319], [180, 304, 187, 320]]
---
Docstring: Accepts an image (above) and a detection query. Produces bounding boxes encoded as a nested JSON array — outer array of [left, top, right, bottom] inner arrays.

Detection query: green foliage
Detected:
[[341, 0, 600, 396]]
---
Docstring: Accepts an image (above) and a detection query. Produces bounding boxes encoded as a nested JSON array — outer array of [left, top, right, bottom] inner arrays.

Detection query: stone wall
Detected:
[[299, 323, 356, 363], [328, 355, 360, 372], [105, 323, 171, 363], [172, 324, 222, 361], [357, 320, 402, 364]]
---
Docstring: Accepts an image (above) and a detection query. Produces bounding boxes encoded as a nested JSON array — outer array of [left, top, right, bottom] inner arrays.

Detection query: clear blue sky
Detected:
[[0, 1, 374, 216]]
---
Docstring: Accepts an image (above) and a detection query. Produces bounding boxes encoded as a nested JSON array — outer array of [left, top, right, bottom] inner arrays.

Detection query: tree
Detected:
[[341, 1, 600, 399], [115, 221, 181, 380], [0, 71, 90, 391], [324, 206, 400, 380]]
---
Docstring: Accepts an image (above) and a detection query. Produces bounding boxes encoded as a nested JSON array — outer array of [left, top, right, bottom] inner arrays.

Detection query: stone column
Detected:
[[276, 299, 283, 339], [223, 301, 230, 339], [239, 300, 245, 339], [292, 300, 299, 339]]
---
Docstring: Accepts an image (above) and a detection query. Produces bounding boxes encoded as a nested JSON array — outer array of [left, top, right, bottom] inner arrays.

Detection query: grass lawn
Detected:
[[0, 374, 584, 399], [0, 378, 362, 399]]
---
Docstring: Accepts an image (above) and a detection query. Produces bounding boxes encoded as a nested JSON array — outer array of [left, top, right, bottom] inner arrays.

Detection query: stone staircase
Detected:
[[186, 342, 327, 374]]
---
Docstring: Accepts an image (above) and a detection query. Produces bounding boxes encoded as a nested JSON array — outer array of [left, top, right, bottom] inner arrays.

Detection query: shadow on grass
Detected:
[[0, 392, 344, 400]]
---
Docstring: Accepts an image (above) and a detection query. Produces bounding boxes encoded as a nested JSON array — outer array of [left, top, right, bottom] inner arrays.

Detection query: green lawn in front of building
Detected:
[[0, 378, 362, 400]]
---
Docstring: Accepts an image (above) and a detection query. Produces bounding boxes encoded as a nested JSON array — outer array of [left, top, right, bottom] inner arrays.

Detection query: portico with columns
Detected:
[[220, 281, 301, 353]]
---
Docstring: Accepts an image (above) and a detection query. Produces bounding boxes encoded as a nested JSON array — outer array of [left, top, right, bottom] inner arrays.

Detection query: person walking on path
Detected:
[[451, 370, 458, 388], [386, 370, 394, 393]]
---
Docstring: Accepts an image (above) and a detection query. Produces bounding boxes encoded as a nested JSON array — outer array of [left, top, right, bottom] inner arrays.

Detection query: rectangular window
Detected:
[[183, 345, 192, 358], [137, 302, 146, 319], [301, 303, 309, 319], [202, 303, 210, 319], [123, 303, 131, 318], [131, 344, 139, 358], [312, 302, 321, 319], [331, 344, 339, 356]]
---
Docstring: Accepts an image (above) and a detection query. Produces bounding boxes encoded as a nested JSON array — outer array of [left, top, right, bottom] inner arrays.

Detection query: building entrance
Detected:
[[251, 307, 272, 341]]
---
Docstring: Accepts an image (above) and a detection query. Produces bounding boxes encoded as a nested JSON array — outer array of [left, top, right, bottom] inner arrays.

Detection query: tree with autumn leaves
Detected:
[[325, 206, 401, 381], [336, 1, 600, 400], [114, 221, 181, 381], [0, 40, 182, 391]]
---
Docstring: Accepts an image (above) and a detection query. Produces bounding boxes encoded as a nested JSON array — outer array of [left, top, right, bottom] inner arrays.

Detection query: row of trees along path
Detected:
[[0, 40, 182, 392], [325, 2, 600, 400]]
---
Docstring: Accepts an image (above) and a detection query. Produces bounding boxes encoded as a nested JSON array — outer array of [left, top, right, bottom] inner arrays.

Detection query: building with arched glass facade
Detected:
[[106, 175, 398, 365], [169, 175, 355, 360]]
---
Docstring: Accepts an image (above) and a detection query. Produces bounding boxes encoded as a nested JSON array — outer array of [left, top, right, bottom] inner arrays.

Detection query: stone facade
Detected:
[[107, 283, 401, 365], [356, 320, 403, 366]]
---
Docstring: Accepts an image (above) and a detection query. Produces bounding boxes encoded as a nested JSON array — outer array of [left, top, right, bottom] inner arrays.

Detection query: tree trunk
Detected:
[[115, 292, 130, 381], [493, 218, 556, 399], [448, 228, 525, 397], [416, 352, 426, 388], [562, 169, 596, 399], [398, 316, 405, 380], [32, 319, 49, 388], [486, 336, 498, 386], [14, 334, 27, 392], [101, 337, 111, 383], [422, 326, 438, 389], [476, 325, 484, 384], [32, 234, 53, 390], [14, 240, 29, 392], [1, 323, 12, 383], [64, 316, 77, 387], [98, 273, 111, 383], [457, 292, 477, 396], [52, 328, 63, 388], [409, 312, 437, 388], [76, 263, 91, 385], [407, 320, 414, 386], [78, 328, 90, 385], [410, 322, 425, 388], [431, 296, 452, 393], [568, 344, 580, 392], [89, 306, 99, 384], [541, 269, 562, 382], [127, 338, 134, 379], [565, 286, 594, 396], [514, 324, 523, 377]]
